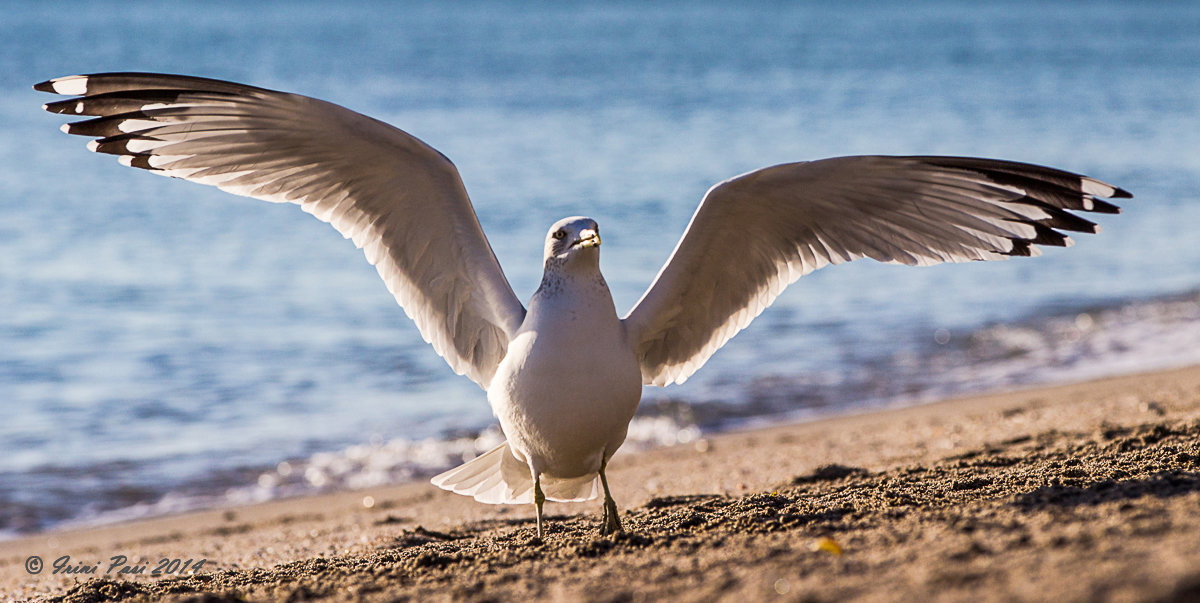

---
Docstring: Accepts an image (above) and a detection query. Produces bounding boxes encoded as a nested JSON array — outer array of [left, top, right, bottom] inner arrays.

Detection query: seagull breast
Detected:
[[487, 260, 642, 480]]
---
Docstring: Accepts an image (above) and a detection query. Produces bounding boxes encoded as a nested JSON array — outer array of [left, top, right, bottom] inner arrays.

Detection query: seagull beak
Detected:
[[575, 229, 601, 249]]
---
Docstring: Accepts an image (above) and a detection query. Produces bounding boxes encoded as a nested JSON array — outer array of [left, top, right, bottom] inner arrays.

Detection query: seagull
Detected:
[[36, 72, 1130, 539]]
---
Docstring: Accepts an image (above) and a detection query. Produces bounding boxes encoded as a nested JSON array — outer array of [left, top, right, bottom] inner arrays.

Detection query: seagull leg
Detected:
[[533, 473, 545, 540], [599, 456, 623, 535]]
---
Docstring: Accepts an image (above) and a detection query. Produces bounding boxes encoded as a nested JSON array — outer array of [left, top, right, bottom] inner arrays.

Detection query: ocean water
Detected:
[[2, 1, 1199, 536]]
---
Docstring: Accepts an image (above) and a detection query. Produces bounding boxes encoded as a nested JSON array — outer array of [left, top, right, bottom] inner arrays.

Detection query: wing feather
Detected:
[[623, 155, 1130, 386], [38, 72, 525, 389]]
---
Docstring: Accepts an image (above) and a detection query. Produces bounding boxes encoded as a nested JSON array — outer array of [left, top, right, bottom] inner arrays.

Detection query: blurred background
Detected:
[[2, 1, 1198, 536]]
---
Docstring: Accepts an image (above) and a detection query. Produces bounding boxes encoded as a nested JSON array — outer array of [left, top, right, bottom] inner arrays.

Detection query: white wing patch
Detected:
[[623, 155, 1130, 387], [38, 72, 527, 389]]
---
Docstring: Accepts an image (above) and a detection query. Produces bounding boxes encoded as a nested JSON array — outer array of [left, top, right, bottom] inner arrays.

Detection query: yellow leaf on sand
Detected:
[[811, 536, 843, 556]]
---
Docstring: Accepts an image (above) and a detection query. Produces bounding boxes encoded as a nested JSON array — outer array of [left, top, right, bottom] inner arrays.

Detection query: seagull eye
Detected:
[[553, 230, 566, 240]]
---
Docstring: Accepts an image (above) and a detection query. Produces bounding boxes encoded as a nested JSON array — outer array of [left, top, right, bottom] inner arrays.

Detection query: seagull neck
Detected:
[[537, 254, 604, 297]]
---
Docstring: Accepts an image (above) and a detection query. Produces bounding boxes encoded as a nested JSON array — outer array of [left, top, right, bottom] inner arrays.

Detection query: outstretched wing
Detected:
[[623, 155, 1130, 386], [37, 72, 526, 389]]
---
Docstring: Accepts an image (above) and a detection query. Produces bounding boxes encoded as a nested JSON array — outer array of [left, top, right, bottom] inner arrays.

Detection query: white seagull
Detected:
[[37, 73, 1129, 539]]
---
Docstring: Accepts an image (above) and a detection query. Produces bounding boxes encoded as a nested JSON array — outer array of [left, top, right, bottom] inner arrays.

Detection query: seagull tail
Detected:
[[430, 441, 601, 504]]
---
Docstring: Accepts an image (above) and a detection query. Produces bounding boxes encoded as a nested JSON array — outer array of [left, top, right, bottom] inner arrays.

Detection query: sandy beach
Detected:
[[3, 364, 1199, 602]]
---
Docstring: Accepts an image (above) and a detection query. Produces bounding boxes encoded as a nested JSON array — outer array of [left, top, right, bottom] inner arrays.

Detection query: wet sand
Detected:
[[3, 365, 1200, 602]]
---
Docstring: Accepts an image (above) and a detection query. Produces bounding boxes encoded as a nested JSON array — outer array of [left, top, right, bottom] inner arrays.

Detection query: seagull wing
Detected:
[[623, 155, 1130, 386], [37, 72, 526, 389]]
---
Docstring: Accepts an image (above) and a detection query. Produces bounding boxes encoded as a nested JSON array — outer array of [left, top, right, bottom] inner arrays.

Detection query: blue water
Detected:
[[3, 1, 1200, 535]]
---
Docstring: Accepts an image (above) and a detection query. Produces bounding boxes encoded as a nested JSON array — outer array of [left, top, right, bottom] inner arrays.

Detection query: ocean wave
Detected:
[[31, 415, 702, 536]]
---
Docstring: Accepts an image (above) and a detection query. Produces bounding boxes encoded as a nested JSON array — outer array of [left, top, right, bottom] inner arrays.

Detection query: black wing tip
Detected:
[[35, 72, 279, 99], [1088, 198, 1122, 214], [1002, 240, 1034, 257], [1085, 178, 1133, 201], [60, 116, 118, 137], [914, 154, 1132, 203], [127, 154, 161, 171], [33, 75, 89, 96], [43, 98, 84, 115]]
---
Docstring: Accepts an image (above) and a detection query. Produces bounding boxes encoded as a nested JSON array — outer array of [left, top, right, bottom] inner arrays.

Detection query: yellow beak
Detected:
[[576, 228, 601, 248]]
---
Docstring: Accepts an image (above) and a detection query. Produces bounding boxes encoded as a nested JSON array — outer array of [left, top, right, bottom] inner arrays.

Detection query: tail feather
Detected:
[[451, 458, 502, 495], [468, 470, 506, 498], [543, 473, 601, 502], [431, 443, 521, 504], [430, 441, 601, 504]]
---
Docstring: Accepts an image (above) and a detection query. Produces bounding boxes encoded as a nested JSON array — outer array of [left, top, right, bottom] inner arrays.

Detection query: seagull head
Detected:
[[543, 216, 601, 266]]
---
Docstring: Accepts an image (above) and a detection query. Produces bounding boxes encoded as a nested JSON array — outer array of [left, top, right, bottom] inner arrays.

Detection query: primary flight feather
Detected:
[[37, 72, 1129, 538]]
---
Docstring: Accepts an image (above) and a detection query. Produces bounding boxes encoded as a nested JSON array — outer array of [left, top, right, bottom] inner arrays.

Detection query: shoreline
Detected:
[[8, 285, 1200, 544], [4, 364, 1200, 601]]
